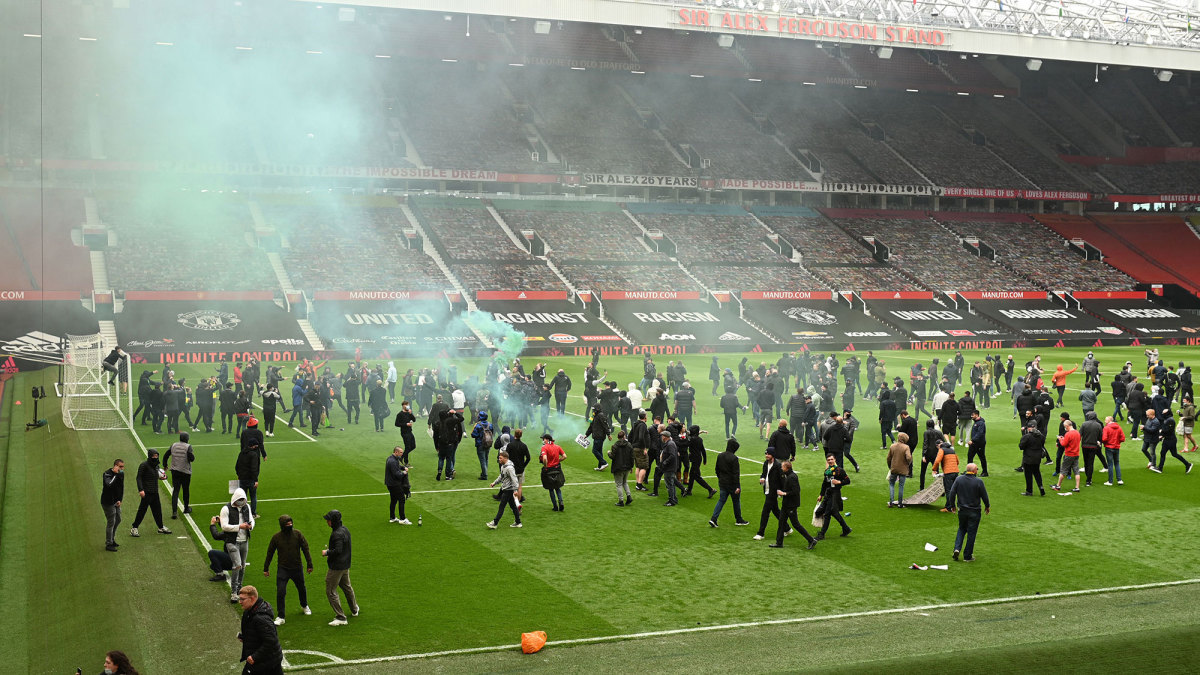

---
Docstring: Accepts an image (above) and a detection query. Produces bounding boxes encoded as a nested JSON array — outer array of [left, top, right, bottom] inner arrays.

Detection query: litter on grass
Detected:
[[925, 542, 938, 552], [930, 564, 949, 570]]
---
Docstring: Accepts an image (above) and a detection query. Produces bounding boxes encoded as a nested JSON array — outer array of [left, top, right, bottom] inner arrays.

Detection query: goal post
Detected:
[[61, 333, 133, 431]]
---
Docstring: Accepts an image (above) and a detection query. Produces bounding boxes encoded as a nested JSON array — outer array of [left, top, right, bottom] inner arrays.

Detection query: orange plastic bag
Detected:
[[521, 630, 547, 654]]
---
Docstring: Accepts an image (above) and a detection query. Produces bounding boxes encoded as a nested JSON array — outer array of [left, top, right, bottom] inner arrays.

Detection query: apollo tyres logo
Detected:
[[177, 310, 242, 332], [783, 307, 837, 326]]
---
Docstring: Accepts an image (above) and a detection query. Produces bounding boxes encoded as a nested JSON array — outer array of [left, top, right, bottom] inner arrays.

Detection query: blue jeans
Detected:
[[1105, 447, 1122, 482], [438, 442, 459, 476], [477, 446, 489, 479], [1113, 396, 1125, 420], [724, 413, 738, 438], [710, 488, 743, 523], [888, 473, 907, 503], [549, 487, 563, 507], [954, 507, 982, 558]]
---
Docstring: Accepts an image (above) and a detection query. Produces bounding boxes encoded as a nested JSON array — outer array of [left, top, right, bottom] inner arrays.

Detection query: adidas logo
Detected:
[[718, 331, 750, 341], [1, 331, 62, 354], [1, 356, 17, 373]]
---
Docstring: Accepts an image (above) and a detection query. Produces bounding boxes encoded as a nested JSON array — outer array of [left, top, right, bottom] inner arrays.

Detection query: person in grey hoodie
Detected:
[[220, 487, 255, 602], [487, 451, 522, 528], [1011, 376, 1026, 421], [1078, 386, 1098, 416]]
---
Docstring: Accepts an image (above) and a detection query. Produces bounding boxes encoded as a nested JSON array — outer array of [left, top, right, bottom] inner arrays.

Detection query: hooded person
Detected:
[[626, 383, 644, 413], [710, 437, 748, 527], [236, 418, 266, 518], [130, 449, 171, 538], [321, 509, 358, 626], [220, 487, 256, 602], [263, 513, 313, 625], [684, 424, 717, 498]]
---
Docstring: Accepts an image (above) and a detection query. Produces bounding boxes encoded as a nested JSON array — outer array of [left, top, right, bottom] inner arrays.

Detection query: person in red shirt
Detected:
[[539, 434, 567, 512], [1052, 419, 1082, 492], [1101, 415, 1126, 486]]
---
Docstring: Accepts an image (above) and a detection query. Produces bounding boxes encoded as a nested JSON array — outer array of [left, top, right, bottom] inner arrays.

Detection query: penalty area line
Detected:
[[282, 576, 1200, 671]]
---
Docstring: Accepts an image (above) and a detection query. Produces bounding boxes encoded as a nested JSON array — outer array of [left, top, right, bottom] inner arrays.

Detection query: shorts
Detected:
[[516, 472, 525, 486], [1183, 424, 1194, 435], [634, 449, 650, 471], [1059, 455, 1080, 478]]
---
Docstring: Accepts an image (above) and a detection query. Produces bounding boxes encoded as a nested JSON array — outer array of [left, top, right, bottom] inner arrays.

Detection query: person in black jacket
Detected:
[[897, 410, 918, 477], [629, 411, 651, 491], [1019, 424, 1047, 496], [101, 458, 125, 551], [608, 430, 635, 507], [219, 382, 237, 435], [815, 454, 852, 540], [394, 401, 417, 465], [367, 380, 389, 433], [709, 438, 747, 527], [439, 408, 465, 481], [822, 413, 851, 469], [768, 420, 797, 463], [586, 405, 612, 471], [260, 384, 286, 438], [234, 388, 252, 439], [236, 585, 284, 673], [940, 393, 961, 445], [754, 447, 789, 540], [684, 425, 716, 498], [1111, 373, 1127, 422], [920, 419, 944, 490], [134, 370, 156, 424], [506, 429, 531, 503], [321, 509, 358, 626], [147, 382, 165, 434], [343, 374, 361, 425], [1126, 382, 1147, 439], [769, 461, 817, 549], [237, 421, 266, 517], [385, 446, 412, 524], [878, 388, 897, 449], [658, 431, 681, 506], [720, 389, 743, 439], [262, 514, 314, 626], [129, 449, 170, 536], [956, 392, 977, 447]]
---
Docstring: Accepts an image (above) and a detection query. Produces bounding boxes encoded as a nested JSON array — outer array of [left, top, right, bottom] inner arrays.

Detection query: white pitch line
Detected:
[[253, 399, 318, 442], [281, 576, 1200, 671]]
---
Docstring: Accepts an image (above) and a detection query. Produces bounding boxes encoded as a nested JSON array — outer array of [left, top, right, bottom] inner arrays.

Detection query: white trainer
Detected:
[[398, 519, 412, 525], [329, 618, 348, 626], [274, 617, 285, 626], [302, 606, 312, 615]]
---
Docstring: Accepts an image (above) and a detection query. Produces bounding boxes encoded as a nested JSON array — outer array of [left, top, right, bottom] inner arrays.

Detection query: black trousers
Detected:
[[264, 408, 278, 434], [818, 505, 850, 536], [388, 485, 407, 520], [221, 411, 234, 433], [276, 566, 308, 620], [757, 495, 782, 537], [346, 400, 360, 423], [166, 411, 181, 434], [776, 506, 814, 545], [920, 459, 934, 490], [686, 467, 713, 494], [967, 443, 987, 475], [198, 406, 214, 431], [170, 470, 191, 513], [554, 393, 567, 415], [1022, 461, 1044, 492], [132, 495, 164, 529], [1082, 446, 1106, 482]]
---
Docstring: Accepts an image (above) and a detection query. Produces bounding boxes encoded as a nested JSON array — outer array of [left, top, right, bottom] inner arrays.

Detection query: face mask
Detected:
[[105, 669, 116, 675]]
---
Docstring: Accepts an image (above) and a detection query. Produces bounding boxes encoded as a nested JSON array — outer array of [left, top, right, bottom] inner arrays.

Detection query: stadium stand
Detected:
[[450, 260, 566, 292], [504, 71, 684, 175], [1035, 214, 1197, 293], [412, 197, 531, 261], [1098, 162, 1200, 194], [688, 263, 825, 291], [1084, 77, 1175, 147], [807, 264, 924, 292], [830, 211, 1039, 291], [841, 91, 1034, 188], [492, 201, 652, 262], [937, 97, 1092, 191], [754, 207, 877, 264], [102, 194, 275, 291], [558, 263, 705, 292], [1131, 77, 1200, 145], [1087, 214, 1200, 295], [0, 188, 93, 291], [267, 196, 450, 291], [625, 76, 810, 179], [930, 212, 1136, 292]]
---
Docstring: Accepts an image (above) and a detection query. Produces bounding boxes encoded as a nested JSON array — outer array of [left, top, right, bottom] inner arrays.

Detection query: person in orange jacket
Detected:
[[1051, 365, 1078, 407]]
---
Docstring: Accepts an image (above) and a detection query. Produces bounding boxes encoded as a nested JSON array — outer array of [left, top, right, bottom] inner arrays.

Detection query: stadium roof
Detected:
[[322, 0, 1200, 71]]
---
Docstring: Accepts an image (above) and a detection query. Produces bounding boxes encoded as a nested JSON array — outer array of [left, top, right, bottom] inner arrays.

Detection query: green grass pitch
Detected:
[[4, 345, 1200, 672]]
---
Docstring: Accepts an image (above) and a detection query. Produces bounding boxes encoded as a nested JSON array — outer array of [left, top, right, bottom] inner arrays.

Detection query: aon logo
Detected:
[[659, 333, 696, 341]]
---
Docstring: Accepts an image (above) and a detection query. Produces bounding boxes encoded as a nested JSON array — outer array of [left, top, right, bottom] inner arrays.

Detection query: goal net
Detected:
[[61, 333, 132, 431]]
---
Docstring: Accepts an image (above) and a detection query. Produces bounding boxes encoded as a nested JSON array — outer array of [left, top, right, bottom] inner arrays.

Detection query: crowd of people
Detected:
[[97, 345, 1196, 672]]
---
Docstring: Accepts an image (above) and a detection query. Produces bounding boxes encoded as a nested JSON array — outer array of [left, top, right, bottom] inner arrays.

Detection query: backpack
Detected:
[[482, 425, 494, 449]]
